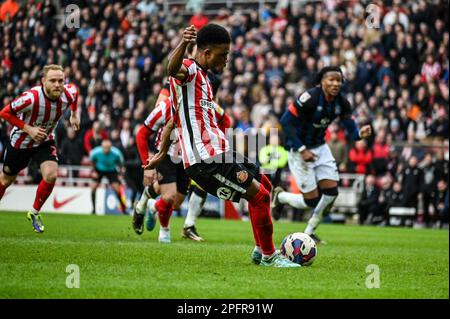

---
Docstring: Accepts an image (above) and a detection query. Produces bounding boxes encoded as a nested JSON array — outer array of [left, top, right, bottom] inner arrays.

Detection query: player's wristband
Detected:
[[298, 145, 306, 153]]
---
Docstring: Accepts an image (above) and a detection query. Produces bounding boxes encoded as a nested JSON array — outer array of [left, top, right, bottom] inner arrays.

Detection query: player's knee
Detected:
[[161, 194, 176, 205], [0, 173, 15, 188], [43, 171, 57, 183], [321, 186, 339, 198]]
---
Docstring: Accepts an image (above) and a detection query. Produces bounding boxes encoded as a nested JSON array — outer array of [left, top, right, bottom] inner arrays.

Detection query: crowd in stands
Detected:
[[0, 0, 448, 227]]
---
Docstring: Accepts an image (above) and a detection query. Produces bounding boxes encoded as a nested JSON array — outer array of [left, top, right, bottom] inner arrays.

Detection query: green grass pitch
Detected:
[[0, 211, 448, 299]]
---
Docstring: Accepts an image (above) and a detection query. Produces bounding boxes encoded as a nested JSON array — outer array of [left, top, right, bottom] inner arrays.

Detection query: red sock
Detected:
[[249, 212, 260, 247], [248, 185, 275, 256], [259, 174, 272, 193], [155, 198, 173, 228], [0, 182, 6, 200], [33, 180, 55, 212]]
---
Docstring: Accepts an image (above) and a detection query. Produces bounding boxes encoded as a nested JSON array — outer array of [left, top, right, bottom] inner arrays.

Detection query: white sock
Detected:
[[253, 245, 261, 253], [184, 192, 205, 228], [135, 189, 150, 214], [160, 226, 170, 232], [278, 192, 309, 209], [304, 194, 337, 235], [147, 198, 156, 213], [31, 207, 39, 215]]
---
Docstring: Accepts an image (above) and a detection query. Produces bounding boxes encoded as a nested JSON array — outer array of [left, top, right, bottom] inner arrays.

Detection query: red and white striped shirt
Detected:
[[169, 59, 229, 168], [9, 84, 78, 149], [144, 98, 181, 157]]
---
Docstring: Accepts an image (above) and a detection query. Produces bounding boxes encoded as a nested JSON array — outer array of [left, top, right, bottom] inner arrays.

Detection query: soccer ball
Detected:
[[280, 232, 317, 266]]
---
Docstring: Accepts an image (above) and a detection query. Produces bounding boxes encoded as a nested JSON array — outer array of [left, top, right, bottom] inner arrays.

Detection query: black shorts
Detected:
[[2, 140, 58, 176], [94, 170, 120, 184], [156, 154, 190, 195], [185, 151, 260, 203]]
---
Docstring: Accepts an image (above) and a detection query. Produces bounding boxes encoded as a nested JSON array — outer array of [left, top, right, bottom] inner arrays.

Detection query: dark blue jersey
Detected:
[[281, 87, 360, 150]]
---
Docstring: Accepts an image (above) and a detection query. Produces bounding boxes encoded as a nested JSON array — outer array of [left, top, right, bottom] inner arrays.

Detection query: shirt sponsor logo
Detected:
[[200, 99, 216, 110]]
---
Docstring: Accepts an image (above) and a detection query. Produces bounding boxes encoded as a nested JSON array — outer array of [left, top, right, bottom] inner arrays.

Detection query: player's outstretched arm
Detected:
[[167, 25, 196, 80]]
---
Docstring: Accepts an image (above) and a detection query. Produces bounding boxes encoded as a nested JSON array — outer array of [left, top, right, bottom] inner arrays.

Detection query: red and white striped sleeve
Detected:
[[64, 83, 79, 111], [10, 91, 35, 115], [144, 98, 171, 131], [173, 59, 198, 85]]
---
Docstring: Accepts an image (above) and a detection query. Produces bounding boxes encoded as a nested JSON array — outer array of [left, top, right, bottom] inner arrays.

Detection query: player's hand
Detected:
[[143, 169, 156, 186], [25, 125, 47, 143], [70, 114, 80, 131], [182, 25, 197, 44], [359, 125, 372, 139], [143, 152, 164, 170], [300, 149, 318, 162]]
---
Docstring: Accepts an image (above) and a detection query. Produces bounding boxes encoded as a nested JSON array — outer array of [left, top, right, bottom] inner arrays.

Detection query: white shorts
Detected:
[[288, 144, 339, 193]]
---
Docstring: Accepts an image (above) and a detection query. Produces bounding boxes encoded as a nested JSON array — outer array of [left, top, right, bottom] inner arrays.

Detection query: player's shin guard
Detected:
[[184, 186, 206, 228], [304, 188, 338, 235], [32, 180, 55, 213], [248, 185, 275, 256], [155, 198, 173, 228], [0, 182, 6, 200], [136, 187, 152, 214]]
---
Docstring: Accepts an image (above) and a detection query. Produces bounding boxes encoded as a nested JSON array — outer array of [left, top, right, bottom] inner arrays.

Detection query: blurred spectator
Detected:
[[83, 121, 108, 155], [420, 153, 438, 226], [376, 175, 394, 225], [358, 174, 379, 225], [421, 55, 442, 83], [434, 180, 448, 228], [60, 127, 84, 177], [372, 130, 390, 176], [0, 0, 19, 22], [258, 133, 288, 186], [434, 148, 449, 182], [189, 9, 209, 29], [327, 130, 348, 172], [349, 140, 373, 174], [388, 181, 406, 214], [400, 156, 423, 213]]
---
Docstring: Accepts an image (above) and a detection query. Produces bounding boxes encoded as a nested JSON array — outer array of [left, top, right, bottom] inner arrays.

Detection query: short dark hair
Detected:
[[196, 24, 231, 49], [315, 66, 343, 85]]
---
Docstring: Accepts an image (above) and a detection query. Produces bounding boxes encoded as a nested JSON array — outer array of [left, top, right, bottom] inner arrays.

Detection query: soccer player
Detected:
[[133, 44, 231, 242], [145, 24, 299, 267], [133, 97, 189, 243], [0, 64, 80, 233], [133, 79, 231, 242], [271, 66, 372, 244], [90, 139, 127, 215]]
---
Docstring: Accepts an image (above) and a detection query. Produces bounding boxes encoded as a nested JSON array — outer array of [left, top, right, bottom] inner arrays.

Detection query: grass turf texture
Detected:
[[0, 211, 448, 299]]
